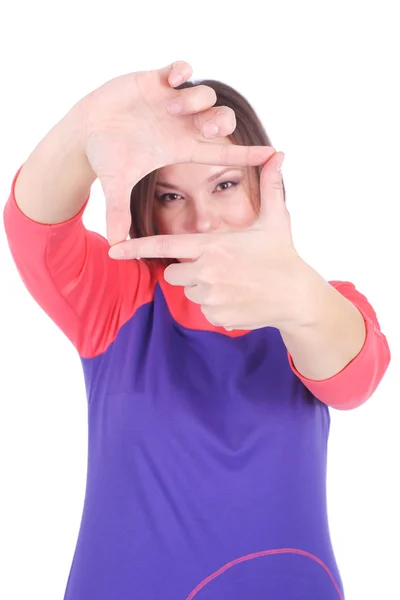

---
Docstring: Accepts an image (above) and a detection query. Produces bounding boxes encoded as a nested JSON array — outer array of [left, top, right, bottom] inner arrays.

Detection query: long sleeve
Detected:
[[3, 166, 156, 358], [286, 280, 391, 410]]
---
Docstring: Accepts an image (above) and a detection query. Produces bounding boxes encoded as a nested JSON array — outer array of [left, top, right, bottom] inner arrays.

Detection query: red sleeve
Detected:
[[3, 166, 156, 358], [286, 280, 391, 410]]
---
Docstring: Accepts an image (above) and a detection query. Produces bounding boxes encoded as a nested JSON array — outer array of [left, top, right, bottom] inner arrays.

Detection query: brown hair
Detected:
[[129, 79, 285, 266]]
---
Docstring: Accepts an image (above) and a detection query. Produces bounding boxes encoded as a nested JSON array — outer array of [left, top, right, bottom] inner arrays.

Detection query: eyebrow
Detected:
[[156, 167, 245, 190]]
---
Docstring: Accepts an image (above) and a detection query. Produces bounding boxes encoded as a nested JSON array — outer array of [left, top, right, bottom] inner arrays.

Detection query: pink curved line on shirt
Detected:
[[185, 547, 343, 600]]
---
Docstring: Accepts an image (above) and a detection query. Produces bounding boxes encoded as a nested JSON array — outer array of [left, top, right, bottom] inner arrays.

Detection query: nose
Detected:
[[190, 198, 222, 234]]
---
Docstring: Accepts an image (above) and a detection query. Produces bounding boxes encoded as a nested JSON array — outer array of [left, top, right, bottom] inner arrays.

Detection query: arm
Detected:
[[3, 113, 154, 359], [279, 277, 391, 410], [13, 105, 97, 224]]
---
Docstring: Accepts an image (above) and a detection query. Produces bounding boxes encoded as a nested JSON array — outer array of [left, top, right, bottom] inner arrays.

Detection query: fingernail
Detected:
[[276, 153, 285, 171], [167, 102, 181, 115], [170, 74, 183, 86], [203, 123, 219, 138], [109, 245, 124, 259]]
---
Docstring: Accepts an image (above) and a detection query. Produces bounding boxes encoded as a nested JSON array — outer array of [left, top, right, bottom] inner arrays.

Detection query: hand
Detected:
[[108, 152, 318, 332], [75, 60, 275, 246]]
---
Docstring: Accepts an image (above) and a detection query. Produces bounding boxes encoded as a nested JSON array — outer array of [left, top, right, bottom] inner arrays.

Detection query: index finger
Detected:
[[191, 141, 275, 167], [109, 233, 208, 260]]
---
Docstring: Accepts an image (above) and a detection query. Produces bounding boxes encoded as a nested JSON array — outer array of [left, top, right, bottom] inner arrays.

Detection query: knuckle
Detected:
[[198, 265, 216, 284], [218, 143, 230, 164], [156, 237, 173, 256], [215, 106, 236, 129], [107, 197, 123, 212], [205, 307, 222, 326], [198, 85, 217, 106], [172, 60, 186, 70], [185, 85, 216, 111], [203, 288, 216, 305], [201, 305, 215, 323]]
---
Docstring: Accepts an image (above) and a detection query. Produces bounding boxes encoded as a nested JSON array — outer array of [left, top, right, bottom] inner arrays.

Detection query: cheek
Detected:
[[153, 208, 185, 236], [225, 198, 258, 227]]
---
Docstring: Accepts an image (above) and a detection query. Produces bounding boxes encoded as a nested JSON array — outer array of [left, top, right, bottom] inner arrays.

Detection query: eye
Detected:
[[156, 192, 183, 203], [156, 180, 239, 203], [215, 180, 239, 192]]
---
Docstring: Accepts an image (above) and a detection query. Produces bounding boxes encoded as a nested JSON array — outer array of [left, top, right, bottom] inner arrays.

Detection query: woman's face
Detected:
[[153, 138, 259, 248]]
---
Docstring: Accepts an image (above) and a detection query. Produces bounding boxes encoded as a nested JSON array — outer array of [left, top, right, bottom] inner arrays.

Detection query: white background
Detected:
[[0, 1, 399, 598]]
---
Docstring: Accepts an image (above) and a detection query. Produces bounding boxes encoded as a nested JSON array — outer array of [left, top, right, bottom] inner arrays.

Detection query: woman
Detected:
[[3, 60, 391, 599]]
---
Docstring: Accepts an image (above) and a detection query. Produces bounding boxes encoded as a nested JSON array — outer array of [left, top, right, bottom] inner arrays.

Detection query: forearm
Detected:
[[14, 104, 96, 225], [279, 276, 367, 381]]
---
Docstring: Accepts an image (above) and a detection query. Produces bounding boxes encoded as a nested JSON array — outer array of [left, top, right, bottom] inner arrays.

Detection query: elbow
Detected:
[[329, 338, 392, 411]]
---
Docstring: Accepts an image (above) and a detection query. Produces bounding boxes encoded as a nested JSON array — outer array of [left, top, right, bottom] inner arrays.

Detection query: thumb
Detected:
[[257, 151, 286, 225], [101, 180, 133, 246]]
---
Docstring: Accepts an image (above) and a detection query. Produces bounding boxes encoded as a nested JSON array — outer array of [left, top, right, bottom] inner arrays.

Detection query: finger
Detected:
[[109, 233, 207, 260], [184, 285, 203, 305], [164, 262, 198, 287], [166, 84, 217, 116], [200, 305, 221, 325], [257, 152, 287, 226], [101, 179, 133, 246], [159, 61, 193, 88], [193, 105, 236, 138], [190, 141, 276, 167]]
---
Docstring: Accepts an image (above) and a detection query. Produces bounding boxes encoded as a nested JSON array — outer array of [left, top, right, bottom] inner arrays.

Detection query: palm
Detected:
[[83, 71, 200, 189], [76, 62, 273, 245]]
